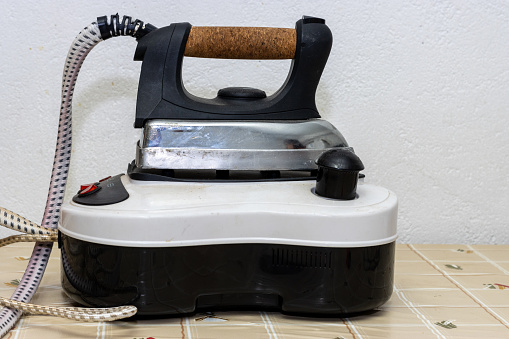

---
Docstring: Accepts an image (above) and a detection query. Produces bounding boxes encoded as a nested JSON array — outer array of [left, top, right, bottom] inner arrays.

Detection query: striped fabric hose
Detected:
[[0, 16, 154, 337], [0, 24, 102, 337]]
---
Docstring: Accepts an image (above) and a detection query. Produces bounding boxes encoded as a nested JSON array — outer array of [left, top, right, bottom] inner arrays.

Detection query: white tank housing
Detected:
[[59, 175, 397, 248]]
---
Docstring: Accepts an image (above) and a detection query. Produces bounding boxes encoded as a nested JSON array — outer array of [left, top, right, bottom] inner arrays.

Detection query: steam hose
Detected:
[[0, 15, 155, 337]]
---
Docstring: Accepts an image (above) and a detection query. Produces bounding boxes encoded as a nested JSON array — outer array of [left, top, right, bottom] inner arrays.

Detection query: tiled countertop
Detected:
[[1, 243, 509, 338]]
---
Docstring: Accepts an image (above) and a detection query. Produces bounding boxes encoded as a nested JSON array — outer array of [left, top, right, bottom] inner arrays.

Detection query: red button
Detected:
[[80, 183, 96, 191], [79, 184, 98, 195]]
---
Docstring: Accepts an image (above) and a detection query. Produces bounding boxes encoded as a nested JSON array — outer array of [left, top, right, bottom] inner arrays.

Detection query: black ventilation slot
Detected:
[[272, 247, 332, 269]]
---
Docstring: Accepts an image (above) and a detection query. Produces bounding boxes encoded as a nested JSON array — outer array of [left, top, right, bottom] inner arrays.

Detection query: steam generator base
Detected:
[[59, 174, 397, 315]]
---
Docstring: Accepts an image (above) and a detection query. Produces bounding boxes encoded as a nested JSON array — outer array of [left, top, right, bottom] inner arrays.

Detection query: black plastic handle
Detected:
[[133, 16, 332, 127]]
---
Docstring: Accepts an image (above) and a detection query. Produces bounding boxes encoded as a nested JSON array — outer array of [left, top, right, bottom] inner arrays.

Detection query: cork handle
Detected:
[[184, 26, 297, 59]]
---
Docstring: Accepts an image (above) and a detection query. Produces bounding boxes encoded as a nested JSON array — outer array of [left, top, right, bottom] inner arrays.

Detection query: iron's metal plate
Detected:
[[136, 119, 349, 170]]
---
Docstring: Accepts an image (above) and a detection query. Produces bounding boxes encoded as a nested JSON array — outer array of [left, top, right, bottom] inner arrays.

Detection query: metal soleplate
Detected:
[[136, 119, 349, 170]]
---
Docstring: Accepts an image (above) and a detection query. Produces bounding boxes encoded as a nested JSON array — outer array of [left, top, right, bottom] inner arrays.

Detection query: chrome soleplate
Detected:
[[136, 119, 349, 170]]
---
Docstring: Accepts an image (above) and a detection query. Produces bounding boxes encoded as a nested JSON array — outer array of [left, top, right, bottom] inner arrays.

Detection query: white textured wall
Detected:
[[1, 1, 508, 244]]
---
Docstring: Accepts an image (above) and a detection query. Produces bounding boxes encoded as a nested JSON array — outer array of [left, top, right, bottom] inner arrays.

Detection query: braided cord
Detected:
[[1, 207, 54, 235], [0, 15, 152, 336], [0, 23, 104, 338], [0, 234, 57, 248], [0, 214, 138, 323], [0, 298, 137, 322]]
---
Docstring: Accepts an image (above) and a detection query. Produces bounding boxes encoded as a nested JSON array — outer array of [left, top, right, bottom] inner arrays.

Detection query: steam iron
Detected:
[[58, 16, 397, 315]]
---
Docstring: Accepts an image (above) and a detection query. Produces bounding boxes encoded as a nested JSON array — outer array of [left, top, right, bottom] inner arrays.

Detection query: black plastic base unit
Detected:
[[60, 235, 394, 316]]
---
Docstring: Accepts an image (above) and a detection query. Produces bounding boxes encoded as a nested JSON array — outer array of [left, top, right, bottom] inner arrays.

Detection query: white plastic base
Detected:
[[59, 176, 397, 248]]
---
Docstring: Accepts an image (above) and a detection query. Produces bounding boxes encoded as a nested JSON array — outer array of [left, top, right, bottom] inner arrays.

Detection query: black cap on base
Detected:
[[315, 149, 364, 200]]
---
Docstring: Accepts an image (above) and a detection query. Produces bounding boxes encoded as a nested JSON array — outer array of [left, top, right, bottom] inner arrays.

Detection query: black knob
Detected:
[[217, 87, 267, 99], [315, 148, 364, 200]]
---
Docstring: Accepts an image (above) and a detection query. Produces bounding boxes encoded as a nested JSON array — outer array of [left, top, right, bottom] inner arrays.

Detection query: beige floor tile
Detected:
[[472, 248, 509, 262], [357, 325, 447, 339], [420, 306, 505, 325], [412, 244, 469, 251], [470, 245, 509, 251], [395, 273, 457, 290], [392, 289, 480, 308], [38, 269, 61, 284], [0, 272, 24, 298], [0, 244, 36, 259], [208, 311, 281, 324], [361, 325, 509, 339], [415, 249, 484, 262], [470, 289, 509, 307], [0, 259, 30, 272], [440, 262, 506, 275], [195, 321, 351, 339], [193, 325, 273, 339], [395, 249, 423, 261], [350, 307, 423, 325], [499, 262, 509, 272], [12, 319, 108, 339], [190, 312, 355, 339], [395, 261, 438, 275], [0, 258, 32, 272], [452, 274, 509, 290], [20, 314, 84, 326], [0, 287, 17, 299], [108, 317, 190, 338], [264, 325, 355, 339], [429, 325, 509, 338], [271, 313, 346, 325], [383, 293, 407, 308], [491, 307, 509, 320]]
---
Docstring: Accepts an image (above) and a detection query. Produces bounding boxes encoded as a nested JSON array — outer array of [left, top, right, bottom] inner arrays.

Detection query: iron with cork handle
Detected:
[[0, 14, 397, 336]]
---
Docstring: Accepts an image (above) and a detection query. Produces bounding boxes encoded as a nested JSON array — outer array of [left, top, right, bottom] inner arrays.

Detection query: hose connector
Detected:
[[97, 14, 156, 40]]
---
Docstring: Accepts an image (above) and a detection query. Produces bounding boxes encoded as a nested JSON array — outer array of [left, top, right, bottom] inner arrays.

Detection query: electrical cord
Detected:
[[0, 234, 57, 248], [1, 207, 58, 247], [0, 299, 137, 323], [0, 15, 155, 337], [0, 209, 137, 321]]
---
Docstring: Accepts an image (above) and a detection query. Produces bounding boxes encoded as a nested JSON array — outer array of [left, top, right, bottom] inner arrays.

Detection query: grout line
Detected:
[[344, 318, 364, 339], [13, 321, 509, 328], [384, 304, 509, 308], [402, 243, 509, 251], [260, 312, 278, 339], [408, 244, 509, 331], [266, 312, 280, 339], [180, 318, 185, 338], [396, 288, 509, 291], [393, 285, 446, 339], [185, 317, 193, 339], [12, 318, 24, 339], [397, 260, 509, 263], [359, 323, 505, 328], [362, 321, 505, 330], [394, 288, 459, 291], [395, 273, 494, 276], [340, 317, 357, 339], [466, 245, 509, 275], [260, 312, 271, 338], [95, 322, 104, 339]]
